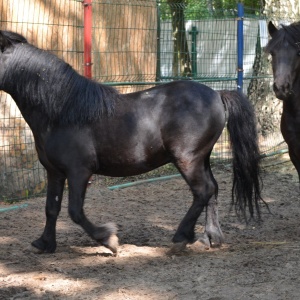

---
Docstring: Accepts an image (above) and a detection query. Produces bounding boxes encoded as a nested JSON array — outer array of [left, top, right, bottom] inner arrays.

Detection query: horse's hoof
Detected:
[[94, 222, 119, 254], [103, 234, 119, 255], [167, 241, 188, 255], [24, 244, 44, 254], [31, 238, 56, 253], [199, 229, 224, 249], [197, 233, 211, 250]]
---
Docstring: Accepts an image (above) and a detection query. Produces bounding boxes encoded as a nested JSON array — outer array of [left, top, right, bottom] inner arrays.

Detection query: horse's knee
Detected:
[[45, 206, 58, 215], [45, 199, 62, 218]]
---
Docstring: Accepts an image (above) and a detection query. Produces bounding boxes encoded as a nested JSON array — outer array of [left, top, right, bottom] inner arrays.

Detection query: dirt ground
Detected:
[[1, 158, 300, 300]]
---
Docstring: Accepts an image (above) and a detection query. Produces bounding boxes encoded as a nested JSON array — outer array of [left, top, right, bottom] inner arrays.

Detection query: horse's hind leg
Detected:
[[171, 155, 223, 252], [201, 192, 224, 248], [67, 169, 118, 253], [31, 171, 66, 253]]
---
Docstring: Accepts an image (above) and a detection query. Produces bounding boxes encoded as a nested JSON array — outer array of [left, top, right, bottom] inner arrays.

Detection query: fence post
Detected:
[[189, 26, 198, 78], [156, 1, 161, 82], [237, 3, 244, 91], [83, 0, 93, 78]]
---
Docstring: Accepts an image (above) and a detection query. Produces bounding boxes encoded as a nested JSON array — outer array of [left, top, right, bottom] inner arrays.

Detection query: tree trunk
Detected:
[[247, 27, 277, 136], [167, 0, 192, 77]]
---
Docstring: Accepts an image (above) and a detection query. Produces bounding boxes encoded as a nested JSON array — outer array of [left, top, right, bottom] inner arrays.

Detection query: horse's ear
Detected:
[[268, 21, 278, 37], [0, 31, 12, 53]]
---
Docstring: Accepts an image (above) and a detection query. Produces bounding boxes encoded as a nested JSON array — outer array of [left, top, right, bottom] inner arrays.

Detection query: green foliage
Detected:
[[159, 0, 262, 20]]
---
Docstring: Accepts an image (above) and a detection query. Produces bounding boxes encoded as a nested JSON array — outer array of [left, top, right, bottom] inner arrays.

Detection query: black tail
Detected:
[[219, 90, 263, 221]]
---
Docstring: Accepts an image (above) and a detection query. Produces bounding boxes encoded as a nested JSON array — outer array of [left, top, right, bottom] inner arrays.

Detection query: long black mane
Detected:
[[265, 22, 300, 53], [2, 31, 117, 126]]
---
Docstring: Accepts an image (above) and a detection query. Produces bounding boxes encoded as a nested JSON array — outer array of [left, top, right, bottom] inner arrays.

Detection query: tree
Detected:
[[166, 0, 192, 77]]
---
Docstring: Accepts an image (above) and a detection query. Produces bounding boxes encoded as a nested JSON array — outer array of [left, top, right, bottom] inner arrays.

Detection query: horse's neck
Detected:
[[3, 47, 61, 131], [282, 94, 300, 119], [282, 77, 300, 113], [9, 92, 50, 135]]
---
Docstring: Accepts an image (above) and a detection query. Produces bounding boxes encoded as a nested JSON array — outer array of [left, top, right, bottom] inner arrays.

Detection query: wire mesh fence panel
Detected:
[[92, 0, 158, 93], [0, 0, 83, 201]]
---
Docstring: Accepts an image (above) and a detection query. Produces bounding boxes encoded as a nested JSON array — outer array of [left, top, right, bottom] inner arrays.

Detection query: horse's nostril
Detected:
[[273, 82, 290, 92], [286, 84, 291, 91], [273, 81, 292, 99]]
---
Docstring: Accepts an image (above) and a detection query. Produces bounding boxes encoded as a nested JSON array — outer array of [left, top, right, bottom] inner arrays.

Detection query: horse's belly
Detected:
[[95, 151, 171, 177]]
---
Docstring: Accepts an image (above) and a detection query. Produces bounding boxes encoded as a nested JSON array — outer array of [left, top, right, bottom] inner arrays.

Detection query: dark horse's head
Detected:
[[266, 21, 300, 100], [0, 31, 27, 86]]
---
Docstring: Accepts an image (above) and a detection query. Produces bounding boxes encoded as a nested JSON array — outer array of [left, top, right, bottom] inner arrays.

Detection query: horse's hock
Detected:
[[0, 93, 46, 200]]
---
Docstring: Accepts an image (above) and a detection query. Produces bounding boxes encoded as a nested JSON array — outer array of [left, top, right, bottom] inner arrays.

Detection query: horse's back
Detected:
[[121, 81, 226, 161], [124, 80, 225, 126]]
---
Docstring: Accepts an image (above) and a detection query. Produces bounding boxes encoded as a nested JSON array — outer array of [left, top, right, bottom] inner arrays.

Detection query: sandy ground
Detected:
[[1, 159, 300, 300]]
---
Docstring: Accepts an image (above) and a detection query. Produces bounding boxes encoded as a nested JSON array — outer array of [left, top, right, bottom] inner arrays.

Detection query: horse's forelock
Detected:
[[266, 22, 300, 53], [1, 31, 27, 44]]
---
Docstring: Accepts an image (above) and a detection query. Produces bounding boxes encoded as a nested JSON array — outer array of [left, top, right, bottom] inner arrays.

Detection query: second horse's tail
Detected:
[[219, 90, 263, 221]]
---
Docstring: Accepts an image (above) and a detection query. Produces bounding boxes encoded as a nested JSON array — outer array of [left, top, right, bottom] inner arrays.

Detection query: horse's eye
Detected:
[[297, 51, 300, 56]]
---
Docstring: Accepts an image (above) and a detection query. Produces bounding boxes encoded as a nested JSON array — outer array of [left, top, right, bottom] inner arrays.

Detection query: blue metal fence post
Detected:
[[237, 3, 244, 91]]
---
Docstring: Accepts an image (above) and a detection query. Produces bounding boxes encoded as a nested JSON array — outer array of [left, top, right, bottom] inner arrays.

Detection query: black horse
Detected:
[[0, 30, 262, 254], [266, 22, 300, 182]]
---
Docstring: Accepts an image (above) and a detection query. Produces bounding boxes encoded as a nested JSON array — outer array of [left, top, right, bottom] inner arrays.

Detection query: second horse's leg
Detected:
[[67, 170, 119, 253]]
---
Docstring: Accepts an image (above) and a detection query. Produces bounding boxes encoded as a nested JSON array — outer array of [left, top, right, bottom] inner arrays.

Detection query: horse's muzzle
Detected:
[[273, 82, 293, 100]]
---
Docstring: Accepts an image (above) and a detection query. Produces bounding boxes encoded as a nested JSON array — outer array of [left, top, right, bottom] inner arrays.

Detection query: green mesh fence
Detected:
[[0, 1, 296, 201]]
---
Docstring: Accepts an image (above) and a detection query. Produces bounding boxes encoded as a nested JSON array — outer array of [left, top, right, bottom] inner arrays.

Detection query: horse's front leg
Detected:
[[288, 144, 300, 183], [31, 171, 66, 253], [67, 170, 118, 254]]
